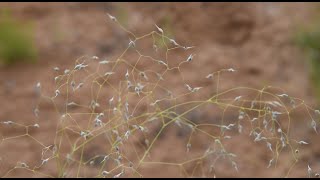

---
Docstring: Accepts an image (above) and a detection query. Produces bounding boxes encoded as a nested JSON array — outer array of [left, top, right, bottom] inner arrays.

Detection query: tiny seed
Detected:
[[90, 160, 94, 166]]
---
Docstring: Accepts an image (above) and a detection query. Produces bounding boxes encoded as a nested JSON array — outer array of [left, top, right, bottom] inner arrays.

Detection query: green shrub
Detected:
[[295, 23, 320, 102], [0, 10, 37, 66]]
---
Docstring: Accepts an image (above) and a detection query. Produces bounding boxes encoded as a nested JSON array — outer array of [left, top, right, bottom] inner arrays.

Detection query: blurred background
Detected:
[[0, 2, 320, 178]]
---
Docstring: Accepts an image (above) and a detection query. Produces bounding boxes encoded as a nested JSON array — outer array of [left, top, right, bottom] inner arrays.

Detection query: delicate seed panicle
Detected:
[[185, 84, 193, 92], [210, 165, 215, 174], [52, 145, 58, 154], [290, 98, 296, 108], [277, 128, 282, 133], [155, 24, 163, 34], [167, 90, 173, 98], [187, 124, 194, 130], [74, 63, 88, 70], [54, 76, 59, 83], [298, 141, 308, 145], [232, 161, 238, 172], [102, 171, 110, 176], [129, 38, 135, 48], [238, 111, 245, 120], [186, 143, 191, 153], [250, 101, 256, 108], [145, 139, 149, 147], [263, 118, 268, 129], [129, 162, 134, 168], [67, 102, 77, 107], [107, 13, 117, 22], [76, 83, 84, 90], [99, 60, 109, 64], [156, 73, 164, 80], [148, 117, 158, 122], [118, 155, 123, 162], [101, 155, 109, 164], [138, 126, 145, 132], [234, 96, 242, 101], [238, 124, 243, 134], [140, 72, 148, 81], [153, 44, 158, 52], [254, 132, 262, 142], [169, 38, 179, 46], [61, 114, 66, 119], [112, 129, 119, 136], [267, 158, 273, 168], [227, 123, 235, 129], [270, 101, 283, 107], [186, 54, 194, 62], [280, 135, 286, 148], [125, 69, 129, 79], [36, 82, 41, 89], [251, 118, 258, 122], [94, 118, 103, 127], [80, 131, 86, 137], [135, 83, 144, 96], [90, 100, 100, 109], [2, 120, 13, 125], [311, 119, 318, 134], [192, 87, 202, 93], [184, 46, 194, 50], [174, 118, 182, 127], [150, 100, 161, 106], [66, 154, 72, 163], [204, 147, 212, 156], [114, 159, 121, 166], [206, 73, 213, 79], [125, 101, 129, 112], [221, 124, 235, 130], [41, 158, 49, 166], [54, 90, 60, 98], [228, 153, 237, 158], [127, 80, 133, 89], [97, 113, 104, 118], [124, 130, 130, 140], [104, 71, 115, 76], [267, 142, 273, 152], [17, 162, 29, 168], [34, 108, 40, 117], [157, 60, 167, 66], [308, 165, 312, 178], [64, 69, 70, 74], [89, 160, 94, 166], [71, 81, 76, 89], [109, 96, 114, 106], [277, 93, 289, 98], [113, 170, 124, 178], [113, 107, 117, 114]]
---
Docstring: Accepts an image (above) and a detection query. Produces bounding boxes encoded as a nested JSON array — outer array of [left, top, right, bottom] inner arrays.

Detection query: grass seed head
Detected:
[[107, 13, 117, 22]]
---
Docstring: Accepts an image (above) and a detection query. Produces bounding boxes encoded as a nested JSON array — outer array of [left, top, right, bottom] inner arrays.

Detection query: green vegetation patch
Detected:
[[0, 9, 38, 66]]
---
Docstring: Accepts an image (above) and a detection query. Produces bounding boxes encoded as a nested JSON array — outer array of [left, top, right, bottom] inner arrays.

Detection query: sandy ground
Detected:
[[0, 2, 319, 178]]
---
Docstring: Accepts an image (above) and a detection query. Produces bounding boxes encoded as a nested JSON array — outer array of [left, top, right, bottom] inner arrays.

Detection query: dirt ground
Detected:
[[0, 2, 319, 178]]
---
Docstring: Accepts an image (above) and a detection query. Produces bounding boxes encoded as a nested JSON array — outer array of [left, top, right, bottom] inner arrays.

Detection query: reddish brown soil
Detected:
[[0, 2, 319, 178]]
